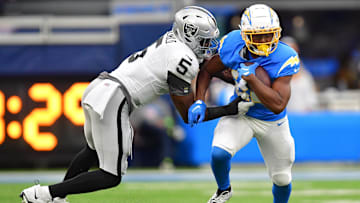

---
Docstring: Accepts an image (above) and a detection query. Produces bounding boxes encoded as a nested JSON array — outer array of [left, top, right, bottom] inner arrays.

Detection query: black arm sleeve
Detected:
[[205, 97, 242, 121], [167, 71, 192, 96]]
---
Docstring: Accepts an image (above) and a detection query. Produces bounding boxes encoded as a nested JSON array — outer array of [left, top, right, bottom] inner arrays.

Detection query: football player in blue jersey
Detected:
[[188, 4, 300, 203]]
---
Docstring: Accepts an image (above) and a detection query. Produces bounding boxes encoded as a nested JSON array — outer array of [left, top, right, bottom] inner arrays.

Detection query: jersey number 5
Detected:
[[176, 58, 192, 75]]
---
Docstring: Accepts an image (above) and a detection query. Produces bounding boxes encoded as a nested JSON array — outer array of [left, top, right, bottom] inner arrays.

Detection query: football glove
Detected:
[[238, 100, 254, 116], [239, 62, 259, 76], [231, 73, 250, 101], [228, 93, 254, 116], [188, 100, 206, 127], [232, 62, 259, 84], [231, 62, 258, 101]]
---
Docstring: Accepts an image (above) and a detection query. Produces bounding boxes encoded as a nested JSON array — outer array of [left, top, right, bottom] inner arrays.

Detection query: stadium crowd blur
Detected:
[[0, 0, 359, 168]]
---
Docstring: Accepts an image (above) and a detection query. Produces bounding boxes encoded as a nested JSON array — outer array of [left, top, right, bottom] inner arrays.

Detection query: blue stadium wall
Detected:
[[174, 112, 360, 166]]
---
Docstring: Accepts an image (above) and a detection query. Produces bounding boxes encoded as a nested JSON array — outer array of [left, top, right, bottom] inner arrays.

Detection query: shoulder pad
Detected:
[[274, 43, 300, 77], [218, 30, 245, 69]]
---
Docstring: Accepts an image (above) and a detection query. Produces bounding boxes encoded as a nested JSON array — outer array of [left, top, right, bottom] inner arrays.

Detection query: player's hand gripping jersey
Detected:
[[218, 30, 300, 121]]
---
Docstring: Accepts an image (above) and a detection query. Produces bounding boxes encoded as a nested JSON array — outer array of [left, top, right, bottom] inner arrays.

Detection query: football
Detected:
[[244, 62, 271, 87]]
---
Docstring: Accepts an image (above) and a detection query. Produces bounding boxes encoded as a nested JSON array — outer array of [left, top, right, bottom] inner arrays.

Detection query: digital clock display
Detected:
[[0, 76, 92, 157]]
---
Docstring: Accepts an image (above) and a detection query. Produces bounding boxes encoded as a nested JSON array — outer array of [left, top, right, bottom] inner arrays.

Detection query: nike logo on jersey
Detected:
[[277, 121, 285, 126]]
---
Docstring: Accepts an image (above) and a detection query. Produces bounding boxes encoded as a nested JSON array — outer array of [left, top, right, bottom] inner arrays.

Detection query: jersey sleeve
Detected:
[[218, 34, 232, 68], [276, 54, 300, 77], [217, 30, 243, 69], [167, 71, 192, 96], [166, 47, 199, 96]]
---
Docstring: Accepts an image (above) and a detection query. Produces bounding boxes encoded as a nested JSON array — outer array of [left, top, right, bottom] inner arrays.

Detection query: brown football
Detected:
[[244, 62, 271, 87]]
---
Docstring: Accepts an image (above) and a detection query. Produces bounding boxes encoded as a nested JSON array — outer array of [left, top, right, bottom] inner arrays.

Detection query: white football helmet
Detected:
[[240, 4, 281, 56], [172, 6, 219, 60]]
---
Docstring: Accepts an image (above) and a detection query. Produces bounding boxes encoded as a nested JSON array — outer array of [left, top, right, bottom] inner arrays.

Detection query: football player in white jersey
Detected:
[[188, 4, 300, 203], [20, 6, 244, 203]]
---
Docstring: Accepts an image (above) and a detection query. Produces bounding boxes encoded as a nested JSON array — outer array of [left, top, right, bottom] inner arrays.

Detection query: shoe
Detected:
[[207, 187, 232, 203], [20, 185, 48, 203], [52, 197, 69, 203], [20, 184, 52, 203]]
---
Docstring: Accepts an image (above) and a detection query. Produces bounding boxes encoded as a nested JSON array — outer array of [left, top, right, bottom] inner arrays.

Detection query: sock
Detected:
[[63, 145, 98, 181], [210, 146, 232, 191], [217, 186, 231, 195], [49, 169, 121, 198], [272, 183, 292, 203]]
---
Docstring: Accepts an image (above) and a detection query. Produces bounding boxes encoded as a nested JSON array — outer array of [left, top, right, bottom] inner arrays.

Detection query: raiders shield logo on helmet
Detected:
[[183, 23, 199, 38]]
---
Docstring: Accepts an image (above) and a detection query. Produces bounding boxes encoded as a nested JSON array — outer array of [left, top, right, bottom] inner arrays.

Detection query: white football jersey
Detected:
[[111, 31, 200, 107]]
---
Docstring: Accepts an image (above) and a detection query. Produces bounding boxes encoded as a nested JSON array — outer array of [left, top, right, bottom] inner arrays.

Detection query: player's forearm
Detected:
[[213, 69, 235, 85], [171, 93, 195, 123], [195, 68, 212, 101], [195, 55, 228, 101], [204, 97, 241, 121], [244, 75, 286, 114]]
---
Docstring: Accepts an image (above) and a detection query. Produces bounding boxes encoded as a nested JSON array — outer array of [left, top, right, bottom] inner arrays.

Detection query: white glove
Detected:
[[238, 101, 254, 116], [234, 79, 251, 101]]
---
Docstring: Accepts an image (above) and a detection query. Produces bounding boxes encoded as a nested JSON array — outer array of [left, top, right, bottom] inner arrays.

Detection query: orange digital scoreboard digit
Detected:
[[0, 81, 89, 151]]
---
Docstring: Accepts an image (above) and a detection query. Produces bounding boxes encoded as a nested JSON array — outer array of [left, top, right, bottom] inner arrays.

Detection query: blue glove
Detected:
[[239, 62, 259, 77], [231, 62, 258, 85], [231, 63, 258, 102], [188, 100, 206, 127]]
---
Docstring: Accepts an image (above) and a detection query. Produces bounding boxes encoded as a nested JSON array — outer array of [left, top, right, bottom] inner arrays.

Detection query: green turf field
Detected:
[[6, 180, 360, 203]]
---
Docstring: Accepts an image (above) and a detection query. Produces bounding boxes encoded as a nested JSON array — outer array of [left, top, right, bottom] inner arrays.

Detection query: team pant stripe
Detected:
[[116, 99, 126, 176]]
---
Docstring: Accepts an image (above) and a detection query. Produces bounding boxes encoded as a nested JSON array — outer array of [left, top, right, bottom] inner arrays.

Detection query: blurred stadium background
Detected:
[[0, 0, 360, 202]]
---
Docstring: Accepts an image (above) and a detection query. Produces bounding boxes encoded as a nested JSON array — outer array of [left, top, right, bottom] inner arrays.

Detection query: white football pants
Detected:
[[82, 79, 133, 176], [213, 115, 295, 186]]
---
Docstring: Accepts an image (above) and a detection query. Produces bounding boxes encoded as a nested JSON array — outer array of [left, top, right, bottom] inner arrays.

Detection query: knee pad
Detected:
[[100, 169, 122, 187], [110, 176, 122, 187], [211, 147, 232, 163], [272, 173, 291, 186]]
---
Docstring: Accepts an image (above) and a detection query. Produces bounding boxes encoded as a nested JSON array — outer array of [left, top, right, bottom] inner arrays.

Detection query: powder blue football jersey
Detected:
[[218, 30, 300, 121]]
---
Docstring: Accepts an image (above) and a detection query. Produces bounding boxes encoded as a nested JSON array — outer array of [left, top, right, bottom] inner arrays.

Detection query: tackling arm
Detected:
[[195, 54, 228, 101], [170, 92, 195, 124], [212, 68, 235, 85], [242, 74, 292, 114], [167, 55, 231, 124], [191, 54, 242, 123]]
